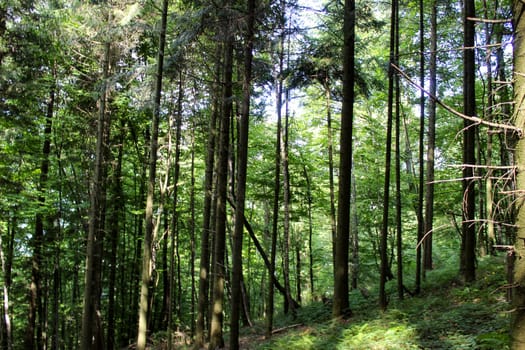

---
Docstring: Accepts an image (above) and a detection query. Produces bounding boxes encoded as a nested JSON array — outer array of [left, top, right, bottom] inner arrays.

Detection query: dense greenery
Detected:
[[0, 0, 519, 348]]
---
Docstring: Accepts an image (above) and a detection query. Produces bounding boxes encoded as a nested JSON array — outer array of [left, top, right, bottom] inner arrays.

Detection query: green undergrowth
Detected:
[[251, 255, 511, 350]]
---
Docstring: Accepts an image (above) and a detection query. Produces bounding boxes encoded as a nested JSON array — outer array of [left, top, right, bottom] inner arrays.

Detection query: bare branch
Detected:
[[467, 16, 512, 24], [392, 64, 524, 137]]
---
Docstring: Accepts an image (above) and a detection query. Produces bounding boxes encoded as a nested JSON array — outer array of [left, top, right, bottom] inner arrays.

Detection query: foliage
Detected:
[[254, 255, 510, 350]]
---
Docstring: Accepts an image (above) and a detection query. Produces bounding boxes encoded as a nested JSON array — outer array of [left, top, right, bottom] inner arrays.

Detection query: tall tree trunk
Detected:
[[195, 44, 221, 348], [303, 164, 315, 297], [481, 0, 495, 256], [107, 121, 124, 350], [230, 0, 255, 347], [27, 80, 55, 350], [416, 0, 425, 291], [380, 0, 397, 311], [461, 0, 477, 283], [282, 83, 294, 315], [424, 0, 438, 270], [266, 0, 285, 335], [168, 75, 184, 350], [394, 0, 402, 300], [209, 27, 234, 350], [325, 81, 337, 273], [190, 118, 197, 336], [511, 3, 525, 347], [333, 0, 355, 318], [137, 0, 168, 348], [81, 40, 111, 350]]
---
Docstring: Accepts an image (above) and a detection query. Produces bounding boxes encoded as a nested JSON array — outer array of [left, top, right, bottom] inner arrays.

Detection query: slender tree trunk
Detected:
[[303, 164, 315, 297], [416, 0, 425, 290], [230, 0, 255, 347], [282, 85, 294, 315], [27, 81, 55, 350], [107, 121, 124, 350], [380, 0, 397, 311], [394, 0, 402, 300], [350, 165, 359, 290], [190, 119, 197, 336], [325, 82, 337, 273], [195, 45, 221, 348], [168, 75, 184, 350], [209, 28, 234, 350], [424, 0, 437, 270], [266, 0, 285, 334], [461, 0, 477, 283], [81, 40, 111, 350], [137, 1, 168, 348], [333, 0, 355, 318], [482, 0, 496, 256]]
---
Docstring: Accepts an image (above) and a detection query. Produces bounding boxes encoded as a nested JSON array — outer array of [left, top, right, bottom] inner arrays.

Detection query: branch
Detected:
[[391, 64, 523, 137], [226, 196, 300, 310], [467, 16, 512, 24]]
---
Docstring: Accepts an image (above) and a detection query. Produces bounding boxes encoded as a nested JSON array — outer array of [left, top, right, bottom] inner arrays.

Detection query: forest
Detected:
[[1, 0, 525, 349]]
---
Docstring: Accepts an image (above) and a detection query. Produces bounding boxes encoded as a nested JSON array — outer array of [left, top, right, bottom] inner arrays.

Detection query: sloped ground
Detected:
[[160, 254, 510, 349], [250, 255, 510, 350]]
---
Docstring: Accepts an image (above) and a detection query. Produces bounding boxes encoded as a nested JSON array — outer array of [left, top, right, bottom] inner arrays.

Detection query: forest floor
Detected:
[[172, 254, 511, 349]]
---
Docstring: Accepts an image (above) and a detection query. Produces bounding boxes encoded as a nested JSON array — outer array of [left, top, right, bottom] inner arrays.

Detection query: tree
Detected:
[[379, 0, 397, 311], [230, 0, 255, 347], [137, 0, 168, 348], [81, 34, 111, 350], [333, 0, 355, 318], [424, 0, 437, 271], [461, 0, 477, 283], [209, 14, 234, 349], [511, 2, 525, 347]]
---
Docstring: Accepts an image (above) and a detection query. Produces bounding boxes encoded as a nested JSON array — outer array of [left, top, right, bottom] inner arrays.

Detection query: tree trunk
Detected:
[[168, 74, 184, 350], [27, 81, 55, 350], [333, 0, 355, 319], [137, 0, 168, 348], [416, 0, 425, 291], [230, 0, 255, 347], [424, 0, 437, 270], [209, 28, 234, 350], [511, 3, 525, 347], [325, 81, 337, 274], [195, 44, 221, 348], [81, 40, 111, 350], [394, 0, 402, 300], [461, 0, 477, 283], [380, 0, 397, 311], [107, 121, 124, 350], [303, 164, 315, 297], [266, 0, 285, 335]]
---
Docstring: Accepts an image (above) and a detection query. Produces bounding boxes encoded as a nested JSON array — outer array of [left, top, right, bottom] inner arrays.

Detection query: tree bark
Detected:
[[380, 0, 397, 311], [209, 27, 234, 350], [81, 40, 111, 350], [424, 0, 437, 270], [333, 0, 355, 318], [511, 3, 525, 347], [137, 0, 168, 348], [195, 44, 221, 348], [461, 0, 477, 283], [230, 0, 255, 347]]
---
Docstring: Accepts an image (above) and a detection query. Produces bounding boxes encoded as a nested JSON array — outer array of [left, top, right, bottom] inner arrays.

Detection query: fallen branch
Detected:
[[227, 196, 300, 310], [272, 323, 303, 334], [391, 64, 523, 137]]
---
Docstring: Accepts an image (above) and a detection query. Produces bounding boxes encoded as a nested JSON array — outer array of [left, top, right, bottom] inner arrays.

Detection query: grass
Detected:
[[167, 253, 511, 349], [248, 254, 511, 350]]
